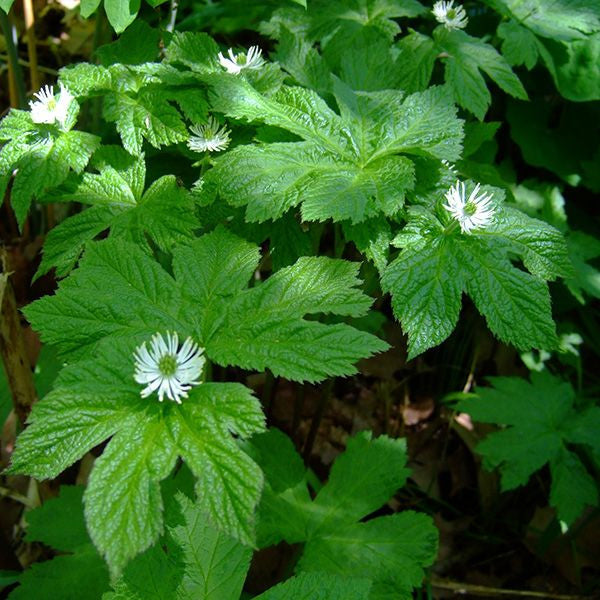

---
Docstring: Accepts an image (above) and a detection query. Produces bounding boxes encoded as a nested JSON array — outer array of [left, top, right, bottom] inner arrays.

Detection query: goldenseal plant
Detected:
[[9, 228, 387, 574], [1, 0, 597, 597]]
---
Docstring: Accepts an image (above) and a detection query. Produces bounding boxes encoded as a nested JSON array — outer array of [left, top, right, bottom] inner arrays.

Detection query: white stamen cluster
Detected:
[[443, 180, 495, 234], [432, 1, 468, 30], [133, 332, 205, 404], [218, 46, 265, 75], [187, 116, 231, 153], [29, 83, 74, 128]]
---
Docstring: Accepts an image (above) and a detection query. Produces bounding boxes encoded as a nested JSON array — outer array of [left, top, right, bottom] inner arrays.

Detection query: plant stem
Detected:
[[0, 266, 37, 424], [22, 0, 40, 92], [166, 0, 179, 32], [0, 9, 27, 108]]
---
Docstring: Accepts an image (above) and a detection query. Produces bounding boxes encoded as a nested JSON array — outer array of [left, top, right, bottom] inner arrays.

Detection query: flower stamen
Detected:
[[218, 46, 265, 75], [443, 180, 495, 234], [432, 1, 468, 30], [133, 332, 205, 404]]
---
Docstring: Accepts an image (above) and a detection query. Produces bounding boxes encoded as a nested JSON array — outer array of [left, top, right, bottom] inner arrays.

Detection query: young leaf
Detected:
[[458, 372, 600, 525]]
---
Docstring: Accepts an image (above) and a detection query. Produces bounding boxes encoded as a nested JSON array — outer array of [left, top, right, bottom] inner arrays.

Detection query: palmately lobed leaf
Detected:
[[458, 372, 600, 525], [249, 429, 437, 598], [383, 196, 568, 357]]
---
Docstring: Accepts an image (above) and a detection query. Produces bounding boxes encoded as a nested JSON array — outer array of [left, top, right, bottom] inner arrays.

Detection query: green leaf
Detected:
[[363, 86, 464, 162], [0, 0, 15, 12], [459, 242, 557, 351], [434, 28, 528, 120], [383, 196, 565, 357], [25, 486, 92, 551], [103, 89, 188, 155], [11, 336, 265, 577], [25, 239, 183, 360], [255, 572, 372, 600], [104, 0, 141, 33], [298, 512, 438, 600], [250, 430, 437, 598], [395, 30, 437, 92], [550, 448, 599, 526], [10, 486, 109, 600], [479, 206, 572, 280], [164, 32, 220, 73], [274, 28, 332, 96], [308, 432, 410, 534], [209, 82, 461, 224], [106, 544, 181, 600], [382, 237, 463, 360], [96, 20, 160, 66], [206, 256, 388, 381], [565, 231, 600, 302], [211, 142, 413, 223], [7, 390, 135, 479], [174, 383, 265, 546], [85, 414, 178, 575], [211, 78, 353, 156], [80, 0, 101, 18], [28, 230, 385, 381], [108, 491, 251, 600], [172, 228, 260, 340], [458, 372, 600, 525], [486, 0, 600, 41], [308, 0, 425, 68], [497, 20, 539, 69], [170, 493, 252, 599], [9, 131, 99, 228], [548, 33, 600, 102]]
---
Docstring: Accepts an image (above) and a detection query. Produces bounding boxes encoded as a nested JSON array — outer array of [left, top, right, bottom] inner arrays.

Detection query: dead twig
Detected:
[[0, 259, 37, 424], [430, 577, 595, 600]]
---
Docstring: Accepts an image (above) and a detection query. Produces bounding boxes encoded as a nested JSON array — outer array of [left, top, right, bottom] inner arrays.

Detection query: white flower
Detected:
[[432, 1, 468, 30], [443, 180, 495, 234], [133, 332, 205, 404], [29, 83, 74, 128], [188, 117, 231, 153], [218, 46, 265, 75]]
